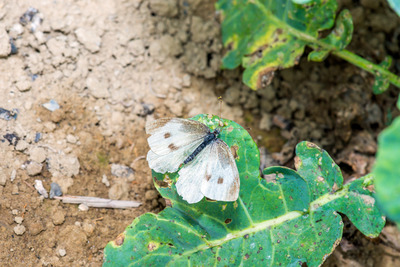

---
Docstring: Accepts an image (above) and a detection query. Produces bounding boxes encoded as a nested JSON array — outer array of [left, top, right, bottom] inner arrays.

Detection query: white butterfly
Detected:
[[146, 117, 240, 204]]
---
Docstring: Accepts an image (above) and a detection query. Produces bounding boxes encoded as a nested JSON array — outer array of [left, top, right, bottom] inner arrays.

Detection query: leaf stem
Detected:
[[332, 50, 400, 88], [253, 1, 400, 88]]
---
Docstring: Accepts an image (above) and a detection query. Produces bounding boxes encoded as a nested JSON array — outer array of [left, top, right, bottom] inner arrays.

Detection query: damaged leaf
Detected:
[[104, 115, 384, 266], [374, 116, 400, 225], [216, 0, 400, 90]]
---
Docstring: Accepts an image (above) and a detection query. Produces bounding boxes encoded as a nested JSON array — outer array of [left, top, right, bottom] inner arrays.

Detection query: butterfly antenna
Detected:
[[218, 96, 224, 128]]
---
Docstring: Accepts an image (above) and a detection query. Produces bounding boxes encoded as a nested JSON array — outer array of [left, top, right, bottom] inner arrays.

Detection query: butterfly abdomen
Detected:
[[183, 130, 219, 165]]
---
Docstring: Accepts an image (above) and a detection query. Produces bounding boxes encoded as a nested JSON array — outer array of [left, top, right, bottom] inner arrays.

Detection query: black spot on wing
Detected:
[[217, 177, 224, 184], [164, 132, 171, 138]]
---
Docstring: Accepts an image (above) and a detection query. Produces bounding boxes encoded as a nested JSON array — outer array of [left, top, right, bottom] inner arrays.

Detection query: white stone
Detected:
[[26, 162, 43, 176], [58, 249, 66, 257], [13, 224, 26, 235], [66, 134, 77, 144], [15, 140, 29, 151], [14, 216, 24, 224]]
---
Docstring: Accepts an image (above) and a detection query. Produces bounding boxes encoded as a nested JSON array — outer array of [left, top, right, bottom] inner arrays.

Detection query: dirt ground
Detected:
[[0, 0, 400, 266]]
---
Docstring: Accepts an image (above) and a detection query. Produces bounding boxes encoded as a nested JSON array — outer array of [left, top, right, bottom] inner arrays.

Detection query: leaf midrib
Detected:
[[130, 185, 350, 266]]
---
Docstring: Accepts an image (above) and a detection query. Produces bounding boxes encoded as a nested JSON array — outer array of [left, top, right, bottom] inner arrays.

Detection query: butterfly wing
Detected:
[[146, 118, 209, 156], [146, 118, 209, 173], [176, 151, 208, 203], [177, 139, 240, 203], [200, 139, 240, 202]]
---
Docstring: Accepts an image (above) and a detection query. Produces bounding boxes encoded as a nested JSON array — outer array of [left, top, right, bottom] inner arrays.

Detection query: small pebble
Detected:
[[11, 209, 19, 215], [42, 99, 60, 112], [34, 180, 48, 198], [11, 184, 19, 195], [78, 203, 89, 211], [58, 248, 66, 257], [101, 174, 110, 187], [52, 210, 65, 225], [10, 169, 17, 182], [14, 216, 24, 224], [28, 221, 45, 236], [16, 79, 32, 92], [49, 182, 62, 198], [15, 140, 28, 151], [29, 147, 47, 163], [0, 171, 7, 186], [27, 162, 43, 176], [111, 164, 135, 181], [66, 134, 77, 144], [13, 224, 26, 235]]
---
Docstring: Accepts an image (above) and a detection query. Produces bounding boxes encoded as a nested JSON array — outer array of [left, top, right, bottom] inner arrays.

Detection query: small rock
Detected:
[[26, 162, 43, 176], [28, 221, 45, 236], [9, 24, 24, 38], [149, 0, 178, 18], [78, 203, 89, 211], [15, 139, 28, 151], [14, 216, 24, 224], [12, 209, 19, 215], [145, 190, 159, 201], [11, 184, 19, 195], [16, 79, 32, 92], [10, 169, 17, 182], [102, 174, 110, 187], [29, 147, 47, 163], [66, 134, 77, 144], [111, 164, 135, 181], [43, 121, 56, 132], [42, 99, 60, 112], [58, 248, 66, 257], [0, 171, 7, 186], [82, 222, 94, 236], [14, 224, 26, 235], [108, 181, 129, 200], [49, 182, 62, 198], [0, 26, 11, 58], [34, 180, 48, 198], [52, 210, 65, 225], [75, 28, 101, 53], [182, 74, 191, 87]]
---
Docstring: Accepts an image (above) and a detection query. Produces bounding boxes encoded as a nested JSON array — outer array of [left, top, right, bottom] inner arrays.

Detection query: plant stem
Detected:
[[332, 50, 400, 88]]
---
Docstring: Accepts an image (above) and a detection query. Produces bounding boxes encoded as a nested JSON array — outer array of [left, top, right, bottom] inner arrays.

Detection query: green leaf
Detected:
[[216, 0, 351, 89], [397, 94, 400, 110], [308, 9, 353, 62], [388, 0, 400, 16], [374, 116, 400, 224], [104, 116, 384, 266], [373, 56, 393, 94]]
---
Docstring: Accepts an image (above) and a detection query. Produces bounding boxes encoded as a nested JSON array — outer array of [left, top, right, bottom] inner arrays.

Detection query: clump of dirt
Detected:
[[0, 0, 399, 266]]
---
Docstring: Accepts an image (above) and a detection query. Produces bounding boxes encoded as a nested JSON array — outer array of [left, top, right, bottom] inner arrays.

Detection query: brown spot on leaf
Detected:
[[114, 233, 125, 246], [257, 67, 276, 89], [168, 143, 179, 151], [148, 242, 158, 251], [244, 253, 250, 260], [154, 179, 169, 188], [231, 145, 239, 159], [276, 28, 283, 35], [164, 132, 171, 138], [218, 177, 224, 184], [225, 218, 232, 224]]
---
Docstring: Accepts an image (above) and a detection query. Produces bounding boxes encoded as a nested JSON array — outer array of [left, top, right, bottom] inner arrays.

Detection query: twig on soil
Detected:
[[148, 77, 167, 99], [54, 195, 141, 209], [133, 155, 146, 164]]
